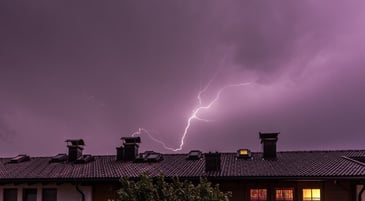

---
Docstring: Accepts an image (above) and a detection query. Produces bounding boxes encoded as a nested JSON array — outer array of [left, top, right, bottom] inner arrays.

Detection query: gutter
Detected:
[[1, 175, 365, 183], [75, 185, 85, 201]]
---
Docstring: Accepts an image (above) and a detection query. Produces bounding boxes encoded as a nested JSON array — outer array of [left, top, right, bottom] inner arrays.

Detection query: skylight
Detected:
[[49, 154, 68, 163], [146, 153, 162, 162], [9, 154, 30, 163], [237, 149, 252, 159], [75, 155, 94, 164], [187, 150, 202, 160], [135, 151, 163, 163]]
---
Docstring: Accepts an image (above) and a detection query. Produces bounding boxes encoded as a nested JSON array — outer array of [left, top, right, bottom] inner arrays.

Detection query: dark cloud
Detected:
[[0, 1, 365, 155]]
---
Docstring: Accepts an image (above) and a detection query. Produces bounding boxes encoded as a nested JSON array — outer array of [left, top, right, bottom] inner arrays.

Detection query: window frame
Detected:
[[3, 188, 18, 201], [42, 188, 57, 201], [249, 188, 268, 201], [22, 188, 37, 201], [275, 187, 294, 201], [302, 188, 321, 201]]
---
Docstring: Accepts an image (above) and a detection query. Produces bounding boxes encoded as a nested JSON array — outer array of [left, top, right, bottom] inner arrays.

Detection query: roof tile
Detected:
[[1, 150, 365, 181]]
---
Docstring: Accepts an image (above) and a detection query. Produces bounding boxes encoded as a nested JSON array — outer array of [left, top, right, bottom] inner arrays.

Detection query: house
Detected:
[[0, 133, 364, 201]]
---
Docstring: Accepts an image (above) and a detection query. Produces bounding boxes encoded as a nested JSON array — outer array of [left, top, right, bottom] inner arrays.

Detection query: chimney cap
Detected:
[[259, 132, 279, 141], [65, 139, 85, 146], [121, 137, 141, 144]]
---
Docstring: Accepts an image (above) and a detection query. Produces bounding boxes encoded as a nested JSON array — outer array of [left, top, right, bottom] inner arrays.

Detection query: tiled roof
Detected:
[[1, 150, 365, 182]]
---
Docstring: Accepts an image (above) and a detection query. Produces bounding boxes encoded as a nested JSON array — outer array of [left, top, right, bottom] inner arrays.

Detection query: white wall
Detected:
[[0, 184, 92, 201]]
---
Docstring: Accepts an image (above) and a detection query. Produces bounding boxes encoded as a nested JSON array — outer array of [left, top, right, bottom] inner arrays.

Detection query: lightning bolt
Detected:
[[131, 81, 252, 152]]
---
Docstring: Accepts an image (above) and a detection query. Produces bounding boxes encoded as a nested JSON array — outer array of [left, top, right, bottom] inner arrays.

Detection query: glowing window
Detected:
[[275, 188, 293, 201], [237, 149, 252, 159], [250, 188, 267, 201], [303, 189, 320, 201], [240, 149, 248, 155]]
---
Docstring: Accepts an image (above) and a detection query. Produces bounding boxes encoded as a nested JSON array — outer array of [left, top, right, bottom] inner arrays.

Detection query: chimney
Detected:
[[259, 132, 279, 160], [65, 139, 85, 162], [116, 137, 141, 161], [116, 146, 124, 161], [205, 152, 221, 171]]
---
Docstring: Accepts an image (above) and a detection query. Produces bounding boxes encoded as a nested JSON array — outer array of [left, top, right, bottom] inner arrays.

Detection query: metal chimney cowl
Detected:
[[65, 139, 85, 162], [116, 137, 141, 162]]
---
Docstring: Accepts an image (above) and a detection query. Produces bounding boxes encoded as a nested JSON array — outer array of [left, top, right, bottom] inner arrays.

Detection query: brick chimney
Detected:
[[259, 132, 279, 160], [116, 137, 141, 161], [205, 152, 221, 171], [65, 139, 85, 162]]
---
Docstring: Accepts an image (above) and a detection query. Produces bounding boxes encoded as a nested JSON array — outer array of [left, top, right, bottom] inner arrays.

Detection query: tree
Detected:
[[118, 174, 231, 201]]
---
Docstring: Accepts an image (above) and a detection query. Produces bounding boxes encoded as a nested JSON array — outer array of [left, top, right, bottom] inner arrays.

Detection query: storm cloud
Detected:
[[1, 1, 365, 156]]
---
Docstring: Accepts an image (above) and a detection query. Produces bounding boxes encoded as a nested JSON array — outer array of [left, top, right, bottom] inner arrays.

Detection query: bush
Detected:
[[118, 174, 231, 201]]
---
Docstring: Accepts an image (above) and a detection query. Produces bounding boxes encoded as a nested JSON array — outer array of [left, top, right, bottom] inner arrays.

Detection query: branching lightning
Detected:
[[131, 80, 252, 152], [131, 52, 252, 151]]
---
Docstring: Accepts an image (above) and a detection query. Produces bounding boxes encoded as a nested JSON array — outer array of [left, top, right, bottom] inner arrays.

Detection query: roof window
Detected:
[[187, 150, 203, 160], [75, 154, 94, 164], [49, 154, 68, 163], [9, 154, 30, 163], [135, 151, 163, 163], [237, 149, 252, 159]]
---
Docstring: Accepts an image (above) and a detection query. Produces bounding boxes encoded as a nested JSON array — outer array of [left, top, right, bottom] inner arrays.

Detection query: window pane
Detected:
[[42, 188, 57, 201], [250, 189, 267, 201], [312, 189, 320, 200], [303, 189, 320, 201], [275, 188, 293, 201], [3, 189, 17, 201], [23, 189, 37, 201], [303, 189, 311, 200]]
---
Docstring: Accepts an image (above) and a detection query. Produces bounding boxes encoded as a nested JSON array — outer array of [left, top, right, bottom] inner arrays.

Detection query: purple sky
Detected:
[[1, 1, 365, 156]]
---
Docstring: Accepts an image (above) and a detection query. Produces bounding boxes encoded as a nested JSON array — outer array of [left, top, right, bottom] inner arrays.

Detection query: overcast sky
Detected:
[[1, 1, 365, 156]]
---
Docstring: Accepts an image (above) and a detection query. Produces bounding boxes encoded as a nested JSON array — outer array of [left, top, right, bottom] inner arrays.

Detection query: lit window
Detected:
[[275, 188, 293, 201], [3, 189, 17, 201], [250, 188, 267, 201], [303, 189, 320, 201], [42, 188, 57, 201], [237, 149, 252, 158], [240, 149, 248, 155], [23, 189, 37, 201]]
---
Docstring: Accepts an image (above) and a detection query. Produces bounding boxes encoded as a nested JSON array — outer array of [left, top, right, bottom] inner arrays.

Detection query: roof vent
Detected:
[[259, 132, 279, 160], [75, 154, 94, 164], [187, 150, 203, 160], [49, 153, 68, 163], [9, 154, 30, 163], [66, 139, 85, 162], [205, 152, 221, 172], [135, 151, 163, 163], [237, 149, 252, 159]]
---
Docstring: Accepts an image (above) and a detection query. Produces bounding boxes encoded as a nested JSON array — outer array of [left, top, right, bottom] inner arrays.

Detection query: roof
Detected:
[[1, 150, 365, 182]]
